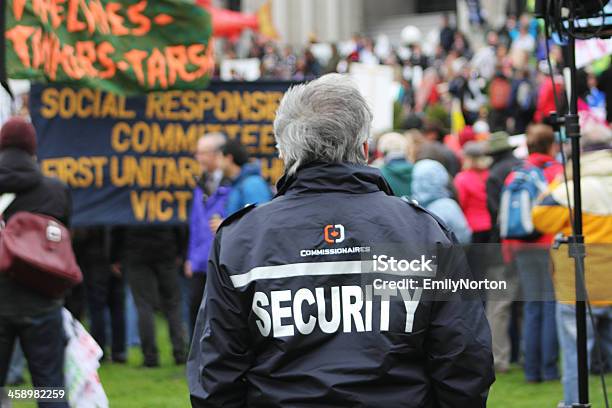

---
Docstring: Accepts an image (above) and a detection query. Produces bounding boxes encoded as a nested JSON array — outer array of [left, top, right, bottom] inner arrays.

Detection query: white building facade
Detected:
[[238, 0, 511, 46], [242, 0, 364, 45]]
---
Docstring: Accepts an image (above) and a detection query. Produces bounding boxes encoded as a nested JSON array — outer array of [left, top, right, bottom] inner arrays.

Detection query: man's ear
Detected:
[[363, 142, 369, 161]]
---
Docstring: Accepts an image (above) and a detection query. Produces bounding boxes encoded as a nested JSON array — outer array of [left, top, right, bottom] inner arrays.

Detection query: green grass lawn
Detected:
[[12, 318, 612, 407], [95, 361, 611, 408], [488, 367, 611, 408]]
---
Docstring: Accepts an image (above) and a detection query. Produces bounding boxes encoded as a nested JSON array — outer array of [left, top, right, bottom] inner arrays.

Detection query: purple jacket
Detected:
[[187, 183, 231, 273]]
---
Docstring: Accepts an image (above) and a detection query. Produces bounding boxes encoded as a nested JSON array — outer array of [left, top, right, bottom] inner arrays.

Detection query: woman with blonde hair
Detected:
[[454, 141, 493, 244], [377, 132, 413, 197]]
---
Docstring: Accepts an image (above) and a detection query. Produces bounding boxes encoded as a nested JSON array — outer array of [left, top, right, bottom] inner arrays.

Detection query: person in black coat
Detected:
[[0, 117, 71, 407], [72, 227, 126, 363], [439, 14, 456, 54], [597, 57, 612, 124], [484, 131, 522, 374], [113, 225, 187, 367], [485, 131, 521, 228], [188, 74, 494, 407]]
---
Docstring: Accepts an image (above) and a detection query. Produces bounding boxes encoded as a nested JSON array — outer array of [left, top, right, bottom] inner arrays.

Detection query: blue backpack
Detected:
[[499, 163, 549, 240]]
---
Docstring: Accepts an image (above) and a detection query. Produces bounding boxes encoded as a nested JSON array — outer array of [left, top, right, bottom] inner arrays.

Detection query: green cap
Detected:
[[486, 131, 515, 154]]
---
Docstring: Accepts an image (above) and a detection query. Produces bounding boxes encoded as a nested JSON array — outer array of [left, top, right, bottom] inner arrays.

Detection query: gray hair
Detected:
[[273, 73, 373, 175], [197, 132, 226, 150], [377, 132, 408, 159]]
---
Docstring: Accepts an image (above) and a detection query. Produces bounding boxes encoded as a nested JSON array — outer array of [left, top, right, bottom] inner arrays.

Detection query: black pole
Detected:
[[566, 26, 590, 408]]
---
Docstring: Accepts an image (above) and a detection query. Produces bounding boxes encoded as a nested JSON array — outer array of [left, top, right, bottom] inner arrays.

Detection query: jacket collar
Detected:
[[527, 152, 556, 168], [275, 161, 394, 197]]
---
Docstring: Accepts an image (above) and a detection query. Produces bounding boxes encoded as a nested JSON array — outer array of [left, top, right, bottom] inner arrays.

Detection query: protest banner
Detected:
[[29, 80, 295, 226], [4, 0, 213, 94]]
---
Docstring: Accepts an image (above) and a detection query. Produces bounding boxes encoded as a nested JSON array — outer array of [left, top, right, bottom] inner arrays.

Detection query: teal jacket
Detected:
[[380, 159, 413, 197]]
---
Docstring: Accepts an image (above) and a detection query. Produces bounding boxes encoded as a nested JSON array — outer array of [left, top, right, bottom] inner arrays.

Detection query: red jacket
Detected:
[[534, 77, 564, 123], [454, 169, 492, 233]]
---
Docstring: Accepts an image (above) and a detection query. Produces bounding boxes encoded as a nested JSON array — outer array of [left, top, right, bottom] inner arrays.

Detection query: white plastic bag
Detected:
[[62, 308, 109, 408]]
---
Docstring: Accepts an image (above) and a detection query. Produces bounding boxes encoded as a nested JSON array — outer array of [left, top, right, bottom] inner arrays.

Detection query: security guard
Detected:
[[188, 74, 495, 407]]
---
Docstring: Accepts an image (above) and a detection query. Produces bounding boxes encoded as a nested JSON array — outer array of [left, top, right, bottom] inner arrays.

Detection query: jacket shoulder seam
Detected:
[[400, 196, 453, 235], [219, 203, 257, 229]]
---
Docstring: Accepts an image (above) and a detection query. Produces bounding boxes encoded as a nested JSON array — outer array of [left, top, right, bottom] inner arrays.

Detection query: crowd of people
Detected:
[[354, 13, 610, 407], [0, 117, 273, 407], [191, 10, 612, 405], [0, 7, 611, 408], [372, 117, 612, 407], [217, 13, 610, 134], [66, 138, 273, 369]]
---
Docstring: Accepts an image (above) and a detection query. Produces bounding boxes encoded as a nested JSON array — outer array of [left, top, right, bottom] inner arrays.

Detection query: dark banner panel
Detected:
[[29, 80, 295, 226]]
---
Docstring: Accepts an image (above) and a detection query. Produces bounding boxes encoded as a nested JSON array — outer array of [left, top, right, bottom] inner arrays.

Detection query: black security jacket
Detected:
[[188, 162, 494, 408]]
